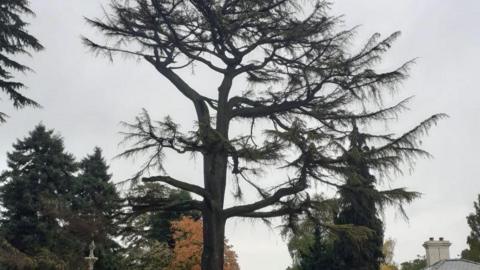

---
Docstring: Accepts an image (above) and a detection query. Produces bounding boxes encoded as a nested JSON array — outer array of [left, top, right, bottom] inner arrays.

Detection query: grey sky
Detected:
[[0, 0, 478, 269]]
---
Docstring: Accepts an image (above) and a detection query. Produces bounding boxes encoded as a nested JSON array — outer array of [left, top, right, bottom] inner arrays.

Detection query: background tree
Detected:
[[85, 0, 444, 269], [461, 194, 480, 262], [69, 147, 123, 270], [126, 241, 173, 270], [286, 125, 420, 270], [380, 239, 398, 270], [0, 238, 35, 269], [0, 124, 81, 269], [400, 256, 426, 270], [0, 0, 43, 122], [284, 195, 337, 270], [293, 226, 335, 270], [329, 126, 419, 270], [122, 183, 197, 269]]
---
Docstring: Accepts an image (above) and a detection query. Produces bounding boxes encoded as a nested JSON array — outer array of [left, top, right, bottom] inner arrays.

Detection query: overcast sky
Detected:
[[1, 0, 479, 269]]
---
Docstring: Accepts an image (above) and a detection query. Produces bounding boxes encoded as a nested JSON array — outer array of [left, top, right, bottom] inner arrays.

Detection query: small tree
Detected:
[[461, 195, 480, 262], [85, 1, 444, 269], [0, 0, 43, 122], [381, 239, 398, 270]]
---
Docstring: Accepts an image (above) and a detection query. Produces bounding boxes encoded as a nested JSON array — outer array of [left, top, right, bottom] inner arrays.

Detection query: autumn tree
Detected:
[[84, 0, 444, 269], [0, 0, 43, 122], [380, 239, 398, 270], [169, 217, 239, 270]]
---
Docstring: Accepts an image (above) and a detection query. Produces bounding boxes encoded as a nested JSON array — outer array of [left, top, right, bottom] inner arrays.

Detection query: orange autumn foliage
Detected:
[[168, 217, 240, 270]]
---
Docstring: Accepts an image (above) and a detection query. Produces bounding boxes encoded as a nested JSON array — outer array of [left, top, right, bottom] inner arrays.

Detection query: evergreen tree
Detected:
[[461, 195, 480, 262], [70, 147, 123, 270], [331, 125, 387, 270], [0, 0, 43, 122], [296, 226, 335, 270], [0, 124, 81, 269], [85, 1, 445, 268], [290, 124, 421, 270]]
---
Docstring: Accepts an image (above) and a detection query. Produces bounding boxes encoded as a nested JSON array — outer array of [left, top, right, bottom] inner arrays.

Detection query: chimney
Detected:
[[423, 237, 452, 266]]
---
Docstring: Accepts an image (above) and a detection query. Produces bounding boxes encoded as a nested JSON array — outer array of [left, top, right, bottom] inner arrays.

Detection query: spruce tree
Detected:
[[0, 124, 80, 269], [461, 195, 480, 262], [331, 125, 387, 270], [70, 147, 123, 270], [0, 0, 43, 122]]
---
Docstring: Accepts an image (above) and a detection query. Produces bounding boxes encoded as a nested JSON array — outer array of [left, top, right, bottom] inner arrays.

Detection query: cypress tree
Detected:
[[0, 0, 43, 122], [0, 124, 80, 269]]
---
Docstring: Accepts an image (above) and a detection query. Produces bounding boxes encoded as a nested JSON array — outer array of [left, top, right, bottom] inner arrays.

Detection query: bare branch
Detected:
[[143, 175, 210, 199]]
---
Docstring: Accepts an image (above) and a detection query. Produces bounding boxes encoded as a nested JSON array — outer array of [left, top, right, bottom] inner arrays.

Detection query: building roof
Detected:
[[424, 259, 480, 270]]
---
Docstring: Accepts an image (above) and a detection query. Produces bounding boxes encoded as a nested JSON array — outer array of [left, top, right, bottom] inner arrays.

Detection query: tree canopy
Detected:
[[85, 0, 445, 268], [0, 124, 80, 269], [0, 125, 122, 269], [0, 0, 43, 122]]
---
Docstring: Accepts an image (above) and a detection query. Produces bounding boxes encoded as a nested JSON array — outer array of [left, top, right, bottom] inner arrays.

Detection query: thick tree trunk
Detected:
[[201, 75, 232, 270], [202, 208, 226, 270], [201, 152, 228, 270]]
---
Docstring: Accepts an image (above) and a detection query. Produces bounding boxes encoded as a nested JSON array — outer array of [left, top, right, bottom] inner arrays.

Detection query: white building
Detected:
[[422, 237, 480, 270]]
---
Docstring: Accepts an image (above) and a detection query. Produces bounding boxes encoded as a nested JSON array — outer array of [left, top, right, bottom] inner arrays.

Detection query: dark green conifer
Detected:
[[331, 125, 386, 270], [70, 147, 123, 270], [0, 0, 43, 122], [290, 121, 427, 270], [0, 124, 79, 269], [297, 226, 335, 270]]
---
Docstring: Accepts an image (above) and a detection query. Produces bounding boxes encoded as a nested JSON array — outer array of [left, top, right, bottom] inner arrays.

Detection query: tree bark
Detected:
[[201, 206, 226, 270], [201, 153, 228, 270], [200, 74, 232, 270]]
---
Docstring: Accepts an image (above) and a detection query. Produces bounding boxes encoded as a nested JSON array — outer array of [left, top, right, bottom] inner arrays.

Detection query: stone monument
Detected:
[[85, 240, 98, 270]]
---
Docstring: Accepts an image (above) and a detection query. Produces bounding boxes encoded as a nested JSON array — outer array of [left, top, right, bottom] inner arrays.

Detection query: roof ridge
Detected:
[[444, 258, 480, 265]]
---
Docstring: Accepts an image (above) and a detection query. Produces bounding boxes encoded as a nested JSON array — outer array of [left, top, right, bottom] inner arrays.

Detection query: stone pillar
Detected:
[[423, 237, 451, 266]]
